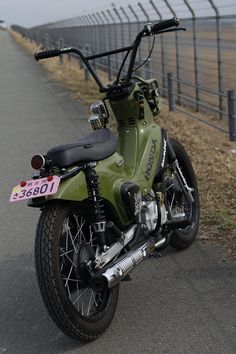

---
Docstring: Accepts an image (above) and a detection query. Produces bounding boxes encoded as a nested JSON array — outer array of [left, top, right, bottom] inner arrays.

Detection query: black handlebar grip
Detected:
[[152, 17, 179, 34], [34, 49, 61, 61]]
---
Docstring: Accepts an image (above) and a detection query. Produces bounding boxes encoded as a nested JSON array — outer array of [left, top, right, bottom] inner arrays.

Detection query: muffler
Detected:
[[99, 237, 166, 288]]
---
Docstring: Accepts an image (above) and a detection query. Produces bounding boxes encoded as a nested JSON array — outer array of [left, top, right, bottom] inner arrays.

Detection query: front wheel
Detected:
[[35, 201, 119, 341], [166, 138, 200, 250]]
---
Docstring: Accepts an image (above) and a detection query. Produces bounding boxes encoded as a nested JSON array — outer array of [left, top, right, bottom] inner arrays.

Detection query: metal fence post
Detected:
[[38, 30, 43, 47], [96, 12, 106, 68], [113, 5, 124, 48], [29, 28, 33, 41], [44, 33, 49, 49], [92, 13, 101, 59], [94, 12, 104, 70], [84, 44, 90, 81], [183, 0, 200, 112], [35, 30, 40, 46], [120, 6, 131, 45], [78, 17, 84, 49], [34, 30, 37, 44], [227, 90, 236, 141], [101, 11, 113, 81], [80, 16, 86, 47], [167, 73, 175, 111], [48, 34, 52, 49], [82, 16, 90, 49], [107, 9, 118, 72], [92, 50, 97, 73], [88, 14, 96, 56], [128, 5, 141, 64], [59, 38, 64, 64], [119, 6, 131, 76], [113, 5, 125, 77], [208, 0, 224, 119], [84, 15, 93, 49], [163, 0, 180, 104], [150, 0, 165, 91], [138, 2, 152, 80], [67, 45, 71, 62]]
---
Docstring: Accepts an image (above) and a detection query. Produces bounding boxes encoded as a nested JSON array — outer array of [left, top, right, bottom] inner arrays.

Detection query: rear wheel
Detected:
[[165, 139, 200, 250], [35, 201, 119, 341]]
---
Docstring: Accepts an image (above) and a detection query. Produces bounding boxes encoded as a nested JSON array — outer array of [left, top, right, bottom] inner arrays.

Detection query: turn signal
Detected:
[[31, 154, 45, 170]]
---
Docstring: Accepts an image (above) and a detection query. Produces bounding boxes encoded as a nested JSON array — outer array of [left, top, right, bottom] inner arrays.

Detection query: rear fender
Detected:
[[27, 167, 128, 228], [28, 171, 88, 208], [51, 171, 88, 201]]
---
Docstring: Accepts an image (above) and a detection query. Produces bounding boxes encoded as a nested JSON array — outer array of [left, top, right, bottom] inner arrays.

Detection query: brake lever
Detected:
[[156, 27, 186, 35]]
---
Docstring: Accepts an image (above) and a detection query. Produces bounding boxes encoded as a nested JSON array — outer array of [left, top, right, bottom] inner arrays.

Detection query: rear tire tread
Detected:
[[35, 202, 104, 341]]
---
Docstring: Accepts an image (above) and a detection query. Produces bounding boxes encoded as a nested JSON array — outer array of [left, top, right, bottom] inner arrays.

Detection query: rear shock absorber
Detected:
[[84, 163, 106, 247]]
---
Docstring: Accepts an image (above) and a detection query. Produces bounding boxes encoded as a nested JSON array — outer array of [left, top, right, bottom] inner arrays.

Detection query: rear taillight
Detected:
[[31, 154, 45, 170]]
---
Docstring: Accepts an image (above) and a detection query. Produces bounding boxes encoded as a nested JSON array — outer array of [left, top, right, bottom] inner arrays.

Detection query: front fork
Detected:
[[167, 139, 194, 204]]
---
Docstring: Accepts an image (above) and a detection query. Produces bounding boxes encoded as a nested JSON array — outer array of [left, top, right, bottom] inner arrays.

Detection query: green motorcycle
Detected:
[[10, 18, 199, 341]]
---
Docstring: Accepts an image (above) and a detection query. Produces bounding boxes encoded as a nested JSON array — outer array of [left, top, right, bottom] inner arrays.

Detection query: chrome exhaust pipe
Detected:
[[101, 237, 166, 288]]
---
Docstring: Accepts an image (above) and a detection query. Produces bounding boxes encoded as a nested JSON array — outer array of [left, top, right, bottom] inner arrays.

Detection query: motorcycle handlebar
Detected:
[[34, 18, 180, 63], [34, 18, 182, 91], [152, 17, 179, 34]]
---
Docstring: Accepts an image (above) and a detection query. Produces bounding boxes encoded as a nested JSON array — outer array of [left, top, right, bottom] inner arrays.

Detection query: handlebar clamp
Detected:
[[144, 23, 153, 36]]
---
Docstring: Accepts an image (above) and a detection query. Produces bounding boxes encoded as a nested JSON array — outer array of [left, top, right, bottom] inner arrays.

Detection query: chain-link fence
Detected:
[[12, 0, 236, 141]]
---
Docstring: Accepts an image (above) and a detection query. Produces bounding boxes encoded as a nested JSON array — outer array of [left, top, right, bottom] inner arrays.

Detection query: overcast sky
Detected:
[[0, 0, 235, 27], [0, 0, 126, 26]]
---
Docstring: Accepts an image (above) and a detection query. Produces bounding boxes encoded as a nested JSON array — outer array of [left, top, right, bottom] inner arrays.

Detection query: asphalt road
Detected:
[[0, 31, 235, 354]]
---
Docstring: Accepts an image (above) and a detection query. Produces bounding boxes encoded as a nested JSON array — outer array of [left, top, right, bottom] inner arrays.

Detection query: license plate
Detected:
[[9, 176, 60, 202]]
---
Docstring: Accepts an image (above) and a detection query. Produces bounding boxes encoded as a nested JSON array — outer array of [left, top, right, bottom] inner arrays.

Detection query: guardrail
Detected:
[[12, 0, 236, 141]]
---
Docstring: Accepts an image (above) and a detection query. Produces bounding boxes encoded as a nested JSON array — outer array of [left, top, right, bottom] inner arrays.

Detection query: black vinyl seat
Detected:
[[47, 128, 117, 168]]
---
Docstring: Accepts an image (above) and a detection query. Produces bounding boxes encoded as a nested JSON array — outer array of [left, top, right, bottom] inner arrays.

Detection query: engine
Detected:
[[139, 199, 158, 231], [140, 193, 168, 231], [121, 182, 168, 232]]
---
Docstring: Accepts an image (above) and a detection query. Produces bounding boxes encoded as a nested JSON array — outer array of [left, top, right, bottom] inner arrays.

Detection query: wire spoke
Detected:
[[73, 215, 86, 244], [60, 247, 77, 268], [170, 192, 175, 212], [65, 264, 74, 288], [62, 277, 82, 283], [92, 291, 98, 307], [87, 290, 94, 317], [73, 288, 89, 305], [59, 212, 109, 318], [89, 226, 93, 245], [66, 282, 72, 300], [65, 219, 78, 253], [60, 249, 73, 257], [76, 281, 80, 311]]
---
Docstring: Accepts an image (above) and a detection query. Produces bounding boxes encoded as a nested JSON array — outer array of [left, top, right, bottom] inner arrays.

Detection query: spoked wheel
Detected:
[[165, 138, 200, 250], [35, 202, 119, 341]]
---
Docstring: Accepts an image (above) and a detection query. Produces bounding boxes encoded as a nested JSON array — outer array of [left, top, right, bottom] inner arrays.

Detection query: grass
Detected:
[[11, 30, 236, 260]]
